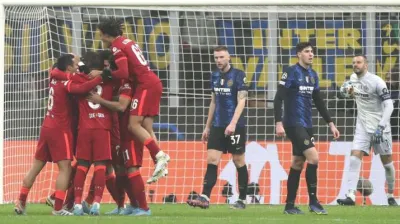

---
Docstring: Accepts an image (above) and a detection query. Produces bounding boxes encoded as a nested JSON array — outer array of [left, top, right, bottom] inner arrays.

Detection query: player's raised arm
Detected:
[[202, 92, 216, 143], [311, 76, 340, 139], [87, 91, 131, 112]]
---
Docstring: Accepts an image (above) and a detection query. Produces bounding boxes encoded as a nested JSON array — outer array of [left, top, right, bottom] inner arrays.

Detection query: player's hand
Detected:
[[88, 70, 102, 79], [101, 68, 113, 82], [372, 125, 385, 143], [225, 123, 236, 136], [276, 122, 285, 137], [86, 92, 102, 104], [201, 127, 210, 144], [329, 122, 340, 140]]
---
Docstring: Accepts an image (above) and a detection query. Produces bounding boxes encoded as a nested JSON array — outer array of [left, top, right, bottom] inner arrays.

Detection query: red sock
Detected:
[[54, 190, 66, 211], [144, 138, 160, 163], [123, 175, 137, 207], [63, 185, 75, 210], [116, 173, 127, 207], [128, 171, 148, 210], [50, 192, 55, 200], [74, 165, 88, 204], [19, 186, 30, 206], [93, 165, 106, 203], [106, 173, 120, 206], [85, 175, 95, 204]]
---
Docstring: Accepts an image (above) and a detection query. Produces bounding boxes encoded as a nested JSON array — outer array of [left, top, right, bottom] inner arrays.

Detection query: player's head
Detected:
[[82, 51, 104, 72], [213, 45, 230, 72], [296, 42, 314, 66], [56, 53, 79, 73], [352, 55, 368, 76], [98, 17, 124, 48], [99, 50, 113, 68]]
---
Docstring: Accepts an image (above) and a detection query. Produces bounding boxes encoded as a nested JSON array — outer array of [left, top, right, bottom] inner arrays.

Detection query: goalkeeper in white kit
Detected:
[[337, 55, 398, 206]]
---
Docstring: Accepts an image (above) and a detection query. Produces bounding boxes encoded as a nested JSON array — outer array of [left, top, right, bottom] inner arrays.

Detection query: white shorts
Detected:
[[352, 121, 392, 155]]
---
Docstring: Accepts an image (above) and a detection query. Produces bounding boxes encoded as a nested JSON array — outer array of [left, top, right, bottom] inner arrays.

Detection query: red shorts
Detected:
[[76, 129, 111, 162], [120, 138, 144, 168], [35, 127, 73, 163], [130, 81, 162, 116]]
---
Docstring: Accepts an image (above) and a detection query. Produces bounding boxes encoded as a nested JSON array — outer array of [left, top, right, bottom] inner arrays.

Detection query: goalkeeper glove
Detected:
[[372, 125, 385, 144], [101, 68, 113, 82]]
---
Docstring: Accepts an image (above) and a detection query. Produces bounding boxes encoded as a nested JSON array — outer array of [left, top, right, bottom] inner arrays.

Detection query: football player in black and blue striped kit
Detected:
[[187, 45, 248, 210], [274, 42, 340, 215]]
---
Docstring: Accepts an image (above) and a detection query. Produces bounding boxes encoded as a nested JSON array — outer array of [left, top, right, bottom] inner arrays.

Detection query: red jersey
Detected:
[[118, 80, 134, 141], [42, 70, 102, 130], [71, 73, 114, 130], [110, 36, 161, 87], [111, 80, 121, 142]]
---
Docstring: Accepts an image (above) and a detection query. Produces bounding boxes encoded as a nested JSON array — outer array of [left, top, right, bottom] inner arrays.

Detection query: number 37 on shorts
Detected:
[[129, 83, 163, 117]]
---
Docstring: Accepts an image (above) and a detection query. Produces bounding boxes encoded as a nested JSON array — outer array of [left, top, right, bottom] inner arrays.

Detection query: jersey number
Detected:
[[131, 44, 147, 66], [88, 85, 103, 109], [47, 87, 54, 110], [230, 135, 241, 145], [131, 99, 138, 110]]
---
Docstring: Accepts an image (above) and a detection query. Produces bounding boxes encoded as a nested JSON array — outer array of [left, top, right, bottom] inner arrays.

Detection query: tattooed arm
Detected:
[[229, 90, 248, 126]]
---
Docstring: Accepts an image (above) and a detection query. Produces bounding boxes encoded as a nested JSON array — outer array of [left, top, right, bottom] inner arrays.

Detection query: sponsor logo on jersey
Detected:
[[354, 92, 369, 98], [122, 39, 132, 44], [214, 87, 232, 95], [299, 85, 314, 94]]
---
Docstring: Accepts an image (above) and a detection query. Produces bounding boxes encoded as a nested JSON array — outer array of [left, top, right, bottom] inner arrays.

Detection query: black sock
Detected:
[[237, 165, 248, 201], [201, 164, 218, 198], [286, 168, 301, 204], [306, 163, 318, 203]]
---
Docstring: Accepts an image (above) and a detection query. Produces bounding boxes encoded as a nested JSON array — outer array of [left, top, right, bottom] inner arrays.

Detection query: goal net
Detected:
[[2, 5, 400, 205]]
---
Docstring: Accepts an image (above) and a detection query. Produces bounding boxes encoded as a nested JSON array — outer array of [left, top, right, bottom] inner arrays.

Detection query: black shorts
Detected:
[[207, 127, 246, 155], [285, 126, 315, 156]]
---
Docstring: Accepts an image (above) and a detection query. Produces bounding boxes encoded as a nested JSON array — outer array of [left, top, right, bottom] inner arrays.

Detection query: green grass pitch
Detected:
[[0, 203, 398, 224]]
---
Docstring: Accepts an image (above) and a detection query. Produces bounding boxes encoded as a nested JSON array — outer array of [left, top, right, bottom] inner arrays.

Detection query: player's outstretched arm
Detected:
[[274, 85, 286, 137], [225, 90, 247, 136], [202, 93, 216, 143], [87, 92, 130, 112], [312, 89, 340, 139], [64, 77, 103, 94]]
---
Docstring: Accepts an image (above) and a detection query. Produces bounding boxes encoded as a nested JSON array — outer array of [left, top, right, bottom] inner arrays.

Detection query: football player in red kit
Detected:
[[93, 17, 170, 184], [15, 54, 103, 216]]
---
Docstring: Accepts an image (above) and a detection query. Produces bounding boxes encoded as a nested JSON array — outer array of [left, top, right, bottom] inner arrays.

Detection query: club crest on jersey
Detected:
[[310, 77, 315, 84], [363, 85, 369, 92], [227, 79, 233, 87], [304, 139, 310, 145]]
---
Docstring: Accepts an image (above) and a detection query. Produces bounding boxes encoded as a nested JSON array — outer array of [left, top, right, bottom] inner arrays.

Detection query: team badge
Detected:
[[310, 77, 315, 84], [363, 85, 370, 92], [304, 139, 310, 145], [227, 79, 233, 87]]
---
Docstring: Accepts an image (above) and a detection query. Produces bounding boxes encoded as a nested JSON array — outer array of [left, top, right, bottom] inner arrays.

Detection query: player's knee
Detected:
[[291, 158, 305, 170], [57, 160, 72, 174], [380, 155, 393, 165], [207, 156, 220, 165], [232, 154, 245, 168], [350, 150, 364, 159]]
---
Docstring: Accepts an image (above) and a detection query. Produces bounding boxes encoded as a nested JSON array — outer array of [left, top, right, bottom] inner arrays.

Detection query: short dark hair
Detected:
[[213, 45, 229, 52], [56, 54, 75, 71], [99, 50, 113, 62], [354, 54, 368, 63], [98, 17, 124, 37], [296, 42, 314, 54], [82, 51, 104, 71]]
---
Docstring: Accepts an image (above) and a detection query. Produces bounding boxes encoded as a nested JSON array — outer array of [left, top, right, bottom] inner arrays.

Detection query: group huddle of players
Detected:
[[13, 17, 170, 216]]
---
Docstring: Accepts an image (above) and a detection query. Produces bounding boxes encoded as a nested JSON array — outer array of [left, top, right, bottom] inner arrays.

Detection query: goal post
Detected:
[[1, 1, 400, 206]]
